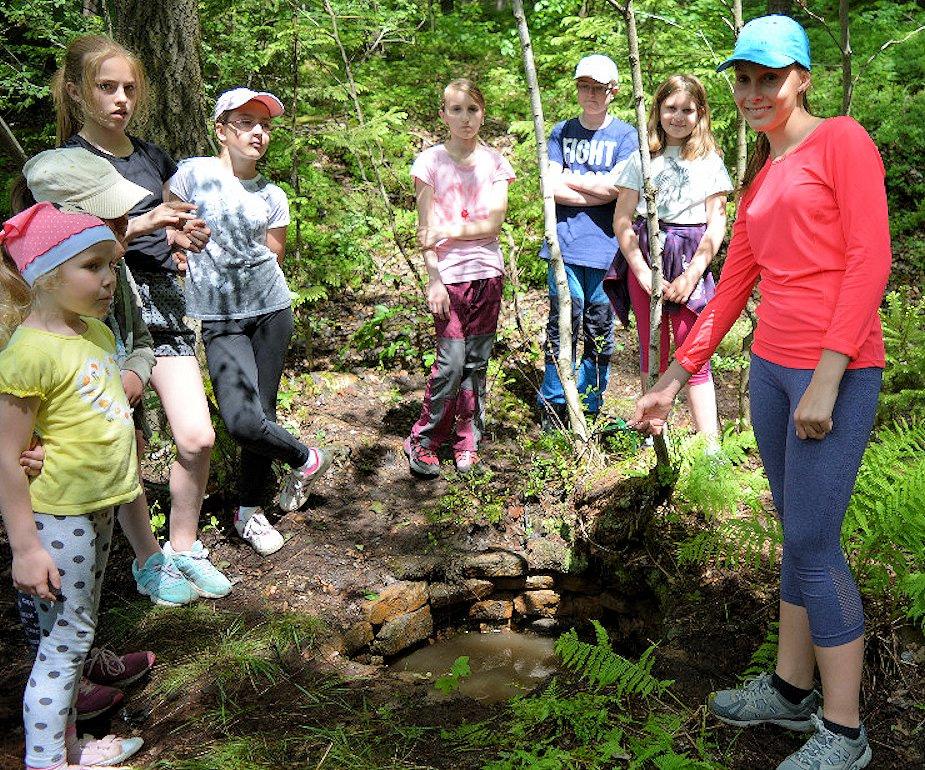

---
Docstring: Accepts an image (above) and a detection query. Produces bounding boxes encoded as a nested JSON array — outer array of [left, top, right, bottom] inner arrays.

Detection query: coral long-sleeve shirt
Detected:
[[676, 117, 891, 374]]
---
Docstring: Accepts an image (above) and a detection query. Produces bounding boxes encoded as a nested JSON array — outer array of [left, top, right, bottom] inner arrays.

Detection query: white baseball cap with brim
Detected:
[[213, 88, 285, 121], [24, 147, 150, 220], [574, 54, 619, 85]]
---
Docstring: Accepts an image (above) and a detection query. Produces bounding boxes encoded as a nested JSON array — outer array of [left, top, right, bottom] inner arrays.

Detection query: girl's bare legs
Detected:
[[775, 600, 862, 728], [686, 376, 719, 440], [150, 356, 214, 553], [116, 429, 161, 566]]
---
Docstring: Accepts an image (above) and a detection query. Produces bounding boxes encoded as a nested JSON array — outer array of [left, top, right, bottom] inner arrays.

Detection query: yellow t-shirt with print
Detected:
[[0, 317, 140, 515]]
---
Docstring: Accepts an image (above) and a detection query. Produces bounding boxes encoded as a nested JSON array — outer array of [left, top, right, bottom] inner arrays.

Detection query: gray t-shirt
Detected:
[[169, 157, 292, 320], [614, 146, 732, 224]]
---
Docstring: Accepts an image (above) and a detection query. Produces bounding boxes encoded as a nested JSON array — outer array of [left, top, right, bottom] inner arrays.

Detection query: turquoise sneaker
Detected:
[[132, 551, 199, 606], [162, 540, 232, 599]]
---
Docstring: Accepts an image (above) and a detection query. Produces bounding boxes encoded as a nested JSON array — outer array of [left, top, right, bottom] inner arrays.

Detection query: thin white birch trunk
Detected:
[[622, 0, 670, 466], [733, 0, 747, 187], [512, 0, 588, 441]]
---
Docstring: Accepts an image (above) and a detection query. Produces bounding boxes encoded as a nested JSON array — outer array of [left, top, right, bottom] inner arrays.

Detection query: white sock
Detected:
[[236, 505, 259, 524]]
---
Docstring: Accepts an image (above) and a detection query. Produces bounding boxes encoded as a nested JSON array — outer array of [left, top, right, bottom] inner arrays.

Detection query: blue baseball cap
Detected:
[[716, 15, 811, 72]]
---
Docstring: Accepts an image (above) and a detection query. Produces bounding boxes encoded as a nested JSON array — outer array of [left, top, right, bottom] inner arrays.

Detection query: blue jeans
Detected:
[[538, 263, 615, 414], [749, 354, 881, 647]]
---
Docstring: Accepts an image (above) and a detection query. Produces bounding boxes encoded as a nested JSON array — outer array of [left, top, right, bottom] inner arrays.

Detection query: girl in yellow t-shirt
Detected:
[[0, 202, 143, 770]]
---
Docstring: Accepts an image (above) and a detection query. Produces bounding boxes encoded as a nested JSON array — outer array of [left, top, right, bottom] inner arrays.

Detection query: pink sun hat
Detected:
[[1, 202, 115, 286], [213, 88, 284, 121]]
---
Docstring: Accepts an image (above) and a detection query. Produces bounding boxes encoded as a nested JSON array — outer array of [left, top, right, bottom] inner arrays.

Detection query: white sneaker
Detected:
[[234, 509, 284, 556]]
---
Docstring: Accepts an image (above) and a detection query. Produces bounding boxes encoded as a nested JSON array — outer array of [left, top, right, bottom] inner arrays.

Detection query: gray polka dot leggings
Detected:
[[22, 508, 113, 770]]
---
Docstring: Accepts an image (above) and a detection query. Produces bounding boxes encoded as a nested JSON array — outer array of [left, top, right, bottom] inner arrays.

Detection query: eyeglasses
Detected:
[[577, 83, 611, 96], [225, 118, 275, 133]]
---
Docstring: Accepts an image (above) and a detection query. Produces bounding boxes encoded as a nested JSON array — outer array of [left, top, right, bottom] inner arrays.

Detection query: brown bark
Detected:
[[112, 0, 211, 159], [511, 0, 588, 440]]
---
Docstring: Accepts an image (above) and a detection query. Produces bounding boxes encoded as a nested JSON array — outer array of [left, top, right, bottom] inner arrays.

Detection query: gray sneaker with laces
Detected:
[[708, 672, 820, 731], [777, 714, 871, 770]]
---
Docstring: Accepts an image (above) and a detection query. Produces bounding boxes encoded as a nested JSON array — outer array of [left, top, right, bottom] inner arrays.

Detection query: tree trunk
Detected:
[[621, 0, 670, 467], [511, 0, 588, 441], [839, 0, 853, 115], [733, 0, 747, 187], [0, 115, 27, 168], [112, 0, 211, 159]]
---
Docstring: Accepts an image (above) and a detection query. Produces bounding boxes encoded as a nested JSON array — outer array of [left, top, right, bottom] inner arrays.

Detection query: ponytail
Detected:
[[10, 176, 36, 215]]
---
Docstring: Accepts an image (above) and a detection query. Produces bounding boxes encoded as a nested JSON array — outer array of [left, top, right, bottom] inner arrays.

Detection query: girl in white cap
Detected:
[[0, 202, 145, 769], [52, 35, 231, 599], [167, 88, 332, 556], [632, 15, 890, 770]]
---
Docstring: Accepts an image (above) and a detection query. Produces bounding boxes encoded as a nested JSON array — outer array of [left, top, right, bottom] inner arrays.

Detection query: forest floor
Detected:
[[1, 284, 923, 770]]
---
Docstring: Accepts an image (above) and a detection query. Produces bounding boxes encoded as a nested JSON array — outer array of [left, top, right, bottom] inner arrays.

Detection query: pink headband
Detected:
[[0, 202, 115, 286]]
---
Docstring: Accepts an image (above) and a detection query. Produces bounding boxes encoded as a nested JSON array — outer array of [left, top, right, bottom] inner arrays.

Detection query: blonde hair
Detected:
[[441, 78, 486, 112], [51, 35, 149, 145], [648, 75, 718, 161], [0, 249, 60, 347]]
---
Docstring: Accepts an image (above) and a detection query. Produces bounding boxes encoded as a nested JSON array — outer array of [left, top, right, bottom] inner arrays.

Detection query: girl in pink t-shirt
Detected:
[[403, 79, 515, 478]]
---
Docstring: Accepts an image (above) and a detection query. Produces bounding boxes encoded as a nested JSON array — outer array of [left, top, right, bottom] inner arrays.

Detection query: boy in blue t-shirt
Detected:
[[538, 54, 638, 425]]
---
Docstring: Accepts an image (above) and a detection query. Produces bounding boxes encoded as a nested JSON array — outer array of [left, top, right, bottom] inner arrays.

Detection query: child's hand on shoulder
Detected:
[[427, 278, 451, 320], [13, 543, 61, 601]]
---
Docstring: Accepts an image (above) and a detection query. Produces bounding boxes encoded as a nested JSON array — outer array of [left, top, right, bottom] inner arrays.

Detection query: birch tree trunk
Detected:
[[0, 115, 27, 168], [112, 0, 211, 159], [511, 0, 588, 441], [622, 0, 670, 466], [733, 0, 747, 187], [839, 0, 853, 115]]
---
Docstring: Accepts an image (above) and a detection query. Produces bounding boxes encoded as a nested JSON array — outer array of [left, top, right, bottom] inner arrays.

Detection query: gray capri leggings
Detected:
[[22, 508, 114, 769], [749, 354, 881, 648]]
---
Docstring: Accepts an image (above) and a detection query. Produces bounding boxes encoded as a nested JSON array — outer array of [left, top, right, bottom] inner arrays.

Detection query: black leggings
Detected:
[[201, 308, 310, 506]]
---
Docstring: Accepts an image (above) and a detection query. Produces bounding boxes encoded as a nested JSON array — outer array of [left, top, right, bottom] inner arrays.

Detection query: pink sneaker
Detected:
[[68, 733, 144, 766], [84, 648, 155, 688], [75, 677, 124, 720], [453, 450, 480, 474]]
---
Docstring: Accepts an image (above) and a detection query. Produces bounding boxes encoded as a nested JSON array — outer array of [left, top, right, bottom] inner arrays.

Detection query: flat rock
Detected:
[[469, 599, 513, 621], [372, 606, 434, 656], [526, 574, 556, 590], [428, 579, 494, 608], [513, 590, 560, 618], [525, 537, 572, 572], [389, 555, 444, 581], [460, 550, 526, 578], [363, 581, 428, 625]]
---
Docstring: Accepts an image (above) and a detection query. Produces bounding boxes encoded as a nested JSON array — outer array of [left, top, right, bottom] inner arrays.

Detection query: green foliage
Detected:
[[742, 622, 779, 680], [555, 621, 672, 697], [842, 418, 925, 627], [434, 655, 472, 695], [878, 290, 925, 424], [429, 466, 506, 527]]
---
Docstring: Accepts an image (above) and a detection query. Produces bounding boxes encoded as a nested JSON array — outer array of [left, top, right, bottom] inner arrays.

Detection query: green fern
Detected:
[[843, 419, 925, 627], [742, 622, 779, 679], [555, 621, 673, 697], [677, 514, 782, 570]]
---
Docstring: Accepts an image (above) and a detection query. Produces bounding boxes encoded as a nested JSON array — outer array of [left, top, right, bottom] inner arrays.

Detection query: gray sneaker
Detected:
[[279, 448, 333, 511], [708, 672, 820, 731], [777, 715, 871, 770]]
